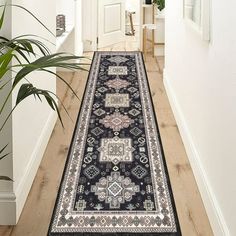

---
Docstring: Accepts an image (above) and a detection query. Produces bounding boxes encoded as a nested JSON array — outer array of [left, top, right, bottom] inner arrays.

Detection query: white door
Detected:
[[98, 0, 125, 48]]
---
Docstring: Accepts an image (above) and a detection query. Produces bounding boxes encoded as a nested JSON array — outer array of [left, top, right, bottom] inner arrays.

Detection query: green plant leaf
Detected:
[[0, 36, 51, 62], [0, 4, 6, 30], [0, 145, 11, 181], [15, 83, 64, 127], [0, 4, 55, 36], [0, 79, 11, 90], [0, 144, 9, 160], [153, 0, 165, 11], [12, 53, 88, 94], [43, 88, 74, 123], [0, 48, 14, 79], [0, 9, 89, 131], [0, 176, 12, 181], [0, 4, 91, 160], [0, 52, 88, 127]]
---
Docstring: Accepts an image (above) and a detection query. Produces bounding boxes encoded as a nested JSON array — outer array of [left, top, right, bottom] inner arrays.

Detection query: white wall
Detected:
[[82, 0, 97, 51], [56, 0, 83, 57], [0, 0, 57, 224], [56, 0, 75, 27], [56, 0, 75, 54], [164, 0, 236, 235], [0, 0, 14, 223]]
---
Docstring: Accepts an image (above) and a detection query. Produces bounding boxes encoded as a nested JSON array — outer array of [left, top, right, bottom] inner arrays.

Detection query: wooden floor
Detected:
[[0, 48, 213, 236]]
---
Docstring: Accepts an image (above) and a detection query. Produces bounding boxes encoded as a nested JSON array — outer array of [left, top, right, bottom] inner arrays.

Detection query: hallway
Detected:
[[1, 0, 236, 234], [0, 47, 213, 235]]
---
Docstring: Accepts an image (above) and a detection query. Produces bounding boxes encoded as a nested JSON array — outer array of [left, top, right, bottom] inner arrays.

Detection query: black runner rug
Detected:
[[48, 52, 181, 236]]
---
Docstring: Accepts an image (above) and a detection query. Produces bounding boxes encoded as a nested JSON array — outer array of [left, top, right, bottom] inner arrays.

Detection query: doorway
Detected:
[[82, 0, 142, 52]]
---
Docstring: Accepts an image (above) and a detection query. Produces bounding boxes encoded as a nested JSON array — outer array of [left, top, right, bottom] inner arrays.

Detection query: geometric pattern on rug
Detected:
[[105, 93, 130, 108], [108, 66, 128, 75], [98, 136, 135, 165], [99, 110, 134, 132], [105, 77, 131, 90], [91, 172, 140, 209], [48, 52, 181, 235]]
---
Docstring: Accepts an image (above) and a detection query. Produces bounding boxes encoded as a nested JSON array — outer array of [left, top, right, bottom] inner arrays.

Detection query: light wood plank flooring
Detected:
[[0, 49, 213, 236]]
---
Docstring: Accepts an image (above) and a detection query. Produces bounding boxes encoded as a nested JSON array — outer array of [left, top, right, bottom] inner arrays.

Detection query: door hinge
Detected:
[[96, 37, 99, 45]]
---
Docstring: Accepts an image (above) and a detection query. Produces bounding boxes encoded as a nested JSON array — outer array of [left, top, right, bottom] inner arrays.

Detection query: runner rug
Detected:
[[48, 52, 181, 236]]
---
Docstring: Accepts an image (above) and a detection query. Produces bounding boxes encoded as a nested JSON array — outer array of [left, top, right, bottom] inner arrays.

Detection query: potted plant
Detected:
[[0, 4, 88, 180], [153, 0, 165, 13]]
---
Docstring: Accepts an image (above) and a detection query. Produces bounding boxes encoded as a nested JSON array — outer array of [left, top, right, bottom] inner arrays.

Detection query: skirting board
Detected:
[[0, 110, 57, 225], [163, 69, 230, 236]]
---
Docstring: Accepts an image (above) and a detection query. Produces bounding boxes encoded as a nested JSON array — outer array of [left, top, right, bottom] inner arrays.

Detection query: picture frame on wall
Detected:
[[184, 0, 210, 41]]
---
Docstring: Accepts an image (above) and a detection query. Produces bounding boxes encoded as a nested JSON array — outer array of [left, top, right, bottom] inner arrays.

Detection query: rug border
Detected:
[[139, 53, 182, 236], [47, 51, 182, 236], [47, 52, 96, 236]]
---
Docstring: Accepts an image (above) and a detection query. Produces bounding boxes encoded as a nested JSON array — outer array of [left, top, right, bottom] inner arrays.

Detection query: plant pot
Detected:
[[145, 0, 152, 4], [156, 7, 165, 17]]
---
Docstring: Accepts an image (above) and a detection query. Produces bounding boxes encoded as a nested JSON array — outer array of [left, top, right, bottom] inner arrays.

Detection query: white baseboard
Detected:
[[163, 69, 230, 236], [0, 192, 16, 225], [0, 110, 57, 225]]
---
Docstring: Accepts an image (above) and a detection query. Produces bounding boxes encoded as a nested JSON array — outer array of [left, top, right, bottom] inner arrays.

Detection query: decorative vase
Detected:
[[56, 14, 66, 32], [145, 0, 152, 4]]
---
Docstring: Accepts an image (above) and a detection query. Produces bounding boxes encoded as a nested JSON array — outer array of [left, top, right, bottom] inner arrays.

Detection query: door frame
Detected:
[[82, 0, 143, 51]]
